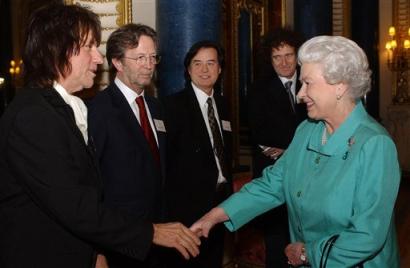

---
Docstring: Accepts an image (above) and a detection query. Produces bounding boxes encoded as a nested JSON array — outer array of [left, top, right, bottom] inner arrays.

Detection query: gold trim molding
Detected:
[[64, 0, 132, 26], [69, 0, 119, 2], [393, 0, 410, 41]]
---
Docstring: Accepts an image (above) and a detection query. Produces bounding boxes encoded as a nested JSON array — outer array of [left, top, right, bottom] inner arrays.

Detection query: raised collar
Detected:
[[307, 101, 367, 156]]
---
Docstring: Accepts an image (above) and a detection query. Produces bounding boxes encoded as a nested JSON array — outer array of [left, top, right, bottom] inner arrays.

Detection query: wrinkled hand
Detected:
[[262, 147, 284, 160], [153, 222, 201, 260], [190, 207, 229, 238], [285, 242, 307, 267], [95, 254, 109, 268]]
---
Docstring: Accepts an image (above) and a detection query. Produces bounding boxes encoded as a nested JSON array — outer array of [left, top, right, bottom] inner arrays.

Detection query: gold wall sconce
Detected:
[[385, 26, 410, 103], [385, 0, 410, 104], [9, 59, 22, 77]]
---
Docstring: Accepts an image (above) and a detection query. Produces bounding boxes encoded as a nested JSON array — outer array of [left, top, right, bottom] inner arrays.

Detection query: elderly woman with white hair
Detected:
[[191, 35, 400, 267]]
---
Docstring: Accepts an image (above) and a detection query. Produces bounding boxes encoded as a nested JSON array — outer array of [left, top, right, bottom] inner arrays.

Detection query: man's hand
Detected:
[[262, 147, 284, 160], [190, 207, 229, 238], [152, 222, 201, 260], [95, 254, 109, 268]]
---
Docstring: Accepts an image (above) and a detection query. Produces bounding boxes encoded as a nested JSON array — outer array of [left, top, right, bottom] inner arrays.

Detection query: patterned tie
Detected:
[[207, 97, 225, 176], [135, 96, 160, 166], [285, 81, 296, 113]]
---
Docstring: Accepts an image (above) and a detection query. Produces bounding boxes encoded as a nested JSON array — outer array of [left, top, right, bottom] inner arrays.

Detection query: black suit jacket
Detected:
[[248, 68, 307, 177], [163, 85, 232, 226], [0, 87, 153, 268], [88, 83, 165, 223]]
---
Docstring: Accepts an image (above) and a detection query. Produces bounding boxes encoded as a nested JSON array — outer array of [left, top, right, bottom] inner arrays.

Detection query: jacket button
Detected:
[[297, 191, 302, 197], [315, 156, 320, 164]]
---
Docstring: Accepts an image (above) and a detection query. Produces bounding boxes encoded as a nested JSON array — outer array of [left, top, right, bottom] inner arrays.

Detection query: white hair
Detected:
[[298, 35, 371, 99]]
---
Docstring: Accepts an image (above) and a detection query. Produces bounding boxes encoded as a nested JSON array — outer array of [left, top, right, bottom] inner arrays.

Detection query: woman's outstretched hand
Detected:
[[190, 207, 229, 238]]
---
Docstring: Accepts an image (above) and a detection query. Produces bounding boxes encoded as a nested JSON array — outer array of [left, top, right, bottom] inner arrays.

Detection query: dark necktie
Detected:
[[285, 81, 296, 113], [135, 96, 160, 166], [207, 97, 225, 176]]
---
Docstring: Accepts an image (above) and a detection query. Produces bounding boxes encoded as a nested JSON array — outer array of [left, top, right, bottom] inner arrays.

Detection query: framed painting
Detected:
[[64, 0, 132, 27], [222, 0, 283, 169]]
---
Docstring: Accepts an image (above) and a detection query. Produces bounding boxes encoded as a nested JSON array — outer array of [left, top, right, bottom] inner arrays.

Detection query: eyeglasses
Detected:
[[123, 54, 161, 65]]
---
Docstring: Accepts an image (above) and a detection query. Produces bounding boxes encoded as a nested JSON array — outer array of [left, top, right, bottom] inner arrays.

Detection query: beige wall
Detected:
[[133, 0, 156, 29]]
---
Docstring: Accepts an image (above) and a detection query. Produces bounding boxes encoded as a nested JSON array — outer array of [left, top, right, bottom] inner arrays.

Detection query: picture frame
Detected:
[[64, 0, 133, 96], [222, 0, 283, 168], [64, 0, 132, 27]]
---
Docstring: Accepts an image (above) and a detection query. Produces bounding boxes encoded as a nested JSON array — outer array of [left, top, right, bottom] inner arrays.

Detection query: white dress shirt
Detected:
[[192, 82, 226, 184], [114, 77, 158, 145], [53, 82, 88, 144], [279, 71, 298, 102]]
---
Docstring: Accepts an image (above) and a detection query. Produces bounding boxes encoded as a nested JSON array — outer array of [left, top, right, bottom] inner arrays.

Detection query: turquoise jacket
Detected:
[[221, 102, 400, 267]]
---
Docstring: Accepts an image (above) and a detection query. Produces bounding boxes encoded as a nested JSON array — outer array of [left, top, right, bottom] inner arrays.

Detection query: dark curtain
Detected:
[[351, 0, 380, 119]]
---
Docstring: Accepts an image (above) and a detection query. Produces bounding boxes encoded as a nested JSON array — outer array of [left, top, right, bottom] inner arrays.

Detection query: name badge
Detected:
[[221, 120, 232, 132], [154, 119, 166, 132]]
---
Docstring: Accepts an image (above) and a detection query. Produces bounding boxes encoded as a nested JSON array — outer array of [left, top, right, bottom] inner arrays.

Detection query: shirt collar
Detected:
[[278, 71, 297, 86], [53, 81, 88, 144], [53, 81, 86, 110], [308, 101, 367, 155], [192, 82, 214, 107], [53, 81, 72, 103], [114, 77, 145, 104]]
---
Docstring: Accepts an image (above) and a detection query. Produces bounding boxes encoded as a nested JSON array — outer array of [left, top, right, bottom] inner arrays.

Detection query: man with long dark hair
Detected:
[[163, 40, 232, 268]]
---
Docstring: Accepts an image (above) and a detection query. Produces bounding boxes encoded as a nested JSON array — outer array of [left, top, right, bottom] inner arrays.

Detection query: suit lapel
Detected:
[[41, 88, 87, 147], [109, 84, 162, 168], [185, 87, 215, 154], [145, 96, 164, 149], [109, 84, 147, 143], [40, 88, 101, 184], [271, 72, 297, 114], [213, 94, 232, 181], [145, 96, 166, 173], [213, 95, 228, 140], [186, 87, 232, 182], [294, 68, 307, 121]]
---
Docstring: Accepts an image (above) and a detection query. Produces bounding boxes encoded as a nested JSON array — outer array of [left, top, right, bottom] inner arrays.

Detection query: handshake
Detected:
[[153, 207, 228, 259], [152, 207, 308, 267]]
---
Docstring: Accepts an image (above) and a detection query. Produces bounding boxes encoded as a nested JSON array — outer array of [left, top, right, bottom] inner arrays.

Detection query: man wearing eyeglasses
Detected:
[[247, 28, 307, 268], [88, 23, 168, 268]]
